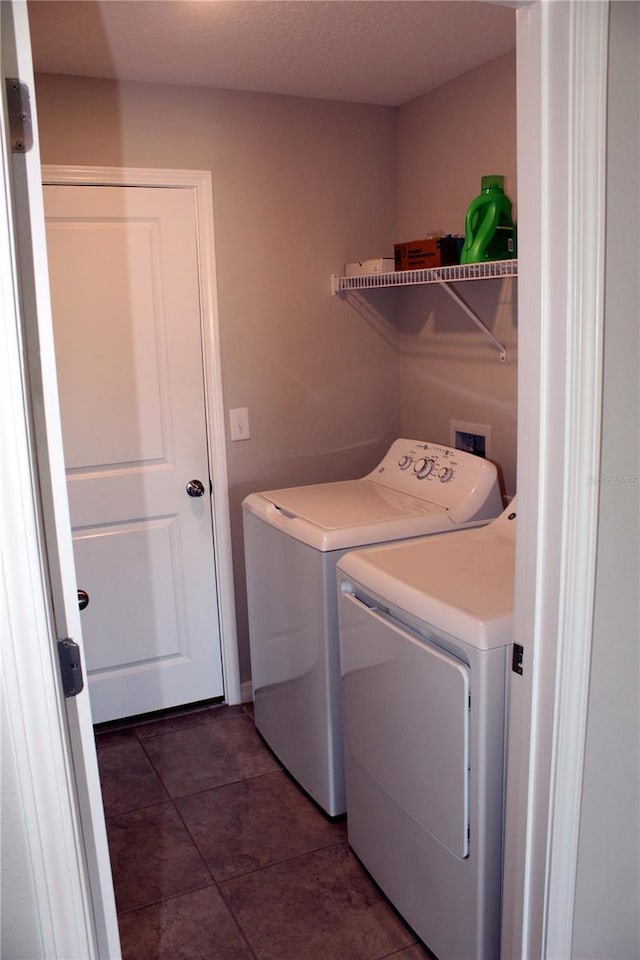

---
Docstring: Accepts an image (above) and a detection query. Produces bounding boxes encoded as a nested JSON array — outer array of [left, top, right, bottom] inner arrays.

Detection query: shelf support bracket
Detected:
[[437, 281, 506, 362]]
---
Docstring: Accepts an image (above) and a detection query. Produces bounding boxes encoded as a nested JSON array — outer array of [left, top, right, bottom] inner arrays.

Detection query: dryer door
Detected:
[[340, 591, 470, 858]]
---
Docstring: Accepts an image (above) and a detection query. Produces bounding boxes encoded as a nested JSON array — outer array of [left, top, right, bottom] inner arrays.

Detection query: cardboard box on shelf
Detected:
[[394, 236, 460, 271]]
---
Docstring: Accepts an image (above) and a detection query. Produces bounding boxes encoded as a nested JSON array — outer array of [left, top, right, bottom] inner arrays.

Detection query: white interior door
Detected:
[[44, 183, 224, 723], [2, 3, 120, 955]]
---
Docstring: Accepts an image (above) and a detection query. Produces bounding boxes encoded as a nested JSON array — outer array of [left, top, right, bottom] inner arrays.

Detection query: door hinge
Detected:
[[512, 642, 524, 676], [57, 638, 85, 698], [5, 79, 33, 154]]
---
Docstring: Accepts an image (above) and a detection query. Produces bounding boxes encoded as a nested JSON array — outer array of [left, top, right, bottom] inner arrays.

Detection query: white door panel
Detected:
[[45, 183, 224, 722], [49, 220, 167, 468], [73, 519, 186, 671]]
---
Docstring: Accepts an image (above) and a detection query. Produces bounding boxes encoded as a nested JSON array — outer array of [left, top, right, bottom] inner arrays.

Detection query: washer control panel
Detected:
[[369, 439, 500, 515], [394, 442, 460, 483]]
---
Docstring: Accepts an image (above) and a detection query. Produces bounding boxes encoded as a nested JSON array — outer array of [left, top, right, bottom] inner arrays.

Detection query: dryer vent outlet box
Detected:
[[450, 420, 492, 460]]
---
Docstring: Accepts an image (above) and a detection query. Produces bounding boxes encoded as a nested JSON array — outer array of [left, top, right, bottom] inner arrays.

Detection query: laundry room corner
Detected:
[[396, 52, 518, 500]]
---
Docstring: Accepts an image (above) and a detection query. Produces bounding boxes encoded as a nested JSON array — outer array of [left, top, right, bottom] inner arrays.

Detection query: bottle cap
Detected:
[[481, 175, 504, 191]]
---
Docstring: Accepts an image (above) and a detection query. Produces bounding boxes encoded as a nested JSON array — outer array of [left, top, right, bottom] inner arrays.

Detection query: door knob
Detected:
[[186, 479, 206, 498], [77, 589, 89, 611]]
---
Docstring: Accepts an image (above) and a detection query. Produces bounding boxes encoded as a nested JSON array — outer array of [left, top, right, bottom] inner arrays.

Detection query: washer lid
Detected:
[[263, 479, 443, 527], [339, 507, 516, 650], [244, 479, 455, 551]]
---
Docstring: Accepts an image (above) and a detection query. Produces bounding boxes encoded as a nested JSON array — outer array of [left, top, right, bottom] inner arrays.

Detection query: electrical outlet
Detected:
[[230, 407, 250, 441]]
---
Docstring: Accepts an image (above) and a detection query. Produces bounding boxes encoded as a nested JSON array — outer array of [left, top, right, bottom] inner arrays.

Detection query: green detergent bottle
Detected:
[[460, 175, 516, 264]]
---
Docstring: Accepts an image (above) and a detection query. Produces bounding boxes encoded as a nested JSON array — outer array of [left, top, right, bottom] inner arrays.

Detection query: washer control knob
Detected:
[[398, 455, 413, 470], [415, 458, 435, 479], [439, 467, 454, 482]]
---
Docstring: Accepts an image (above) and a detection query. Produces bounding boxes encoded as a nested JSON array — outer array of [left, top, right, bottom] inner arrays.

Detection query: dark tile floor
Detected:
[[95, 702, 434, 960]]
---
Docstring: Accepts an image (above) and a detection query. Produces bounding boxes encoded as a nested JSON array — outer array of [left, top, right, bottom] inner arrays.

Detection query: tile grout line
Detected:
[[215, 837, 351, 890], [114, 882, 261, 960], [137, 754, 287, 801], [164, 796, 261, 959], [170, 788, 219, 886], [133, 707, 254, 742], [105, 797, 173, 822], [94, 702, 248, 747], [114, 879, 218, 919], [212, 869, 263, 960]]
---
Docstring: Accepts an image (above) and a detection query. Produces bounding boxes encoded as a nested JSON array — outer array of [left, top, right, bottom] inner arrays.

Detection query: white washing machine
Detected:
[[337, 501, 517, 960], [242, 439, 503, 816]]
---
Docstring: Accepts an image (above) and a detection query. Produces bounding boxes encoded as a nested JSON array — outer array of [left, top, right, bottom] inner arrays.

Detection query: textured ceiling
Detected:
[[27, 1, 516, 107]]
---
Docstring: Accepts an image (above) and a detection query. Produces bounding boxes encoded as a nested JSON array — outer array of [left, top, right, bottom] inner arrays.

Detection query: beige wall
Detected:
[[35, 56, 518, 686], [34, 75, 400, 681], [396, 53, 517, 496]]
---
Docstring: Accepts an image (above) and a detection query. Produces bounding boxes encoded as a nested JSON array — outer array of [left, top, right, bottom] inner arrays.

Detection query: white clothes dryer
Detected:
[[242, 439, 503, 816], [337, 502, 516, 958]]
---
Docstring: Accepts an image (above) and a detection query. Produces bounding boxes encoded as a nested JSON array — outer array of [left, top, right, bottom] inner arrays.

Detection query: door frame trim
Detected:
[[41, 164, 241, 706], [502, 3, 609, 956]]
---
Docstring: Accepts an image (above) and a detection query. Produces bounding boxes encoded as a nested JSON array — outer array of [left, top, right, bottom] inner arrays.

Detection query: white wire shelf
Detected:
[[331, 259, 517, 294], [331, 259, 517, 362]]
